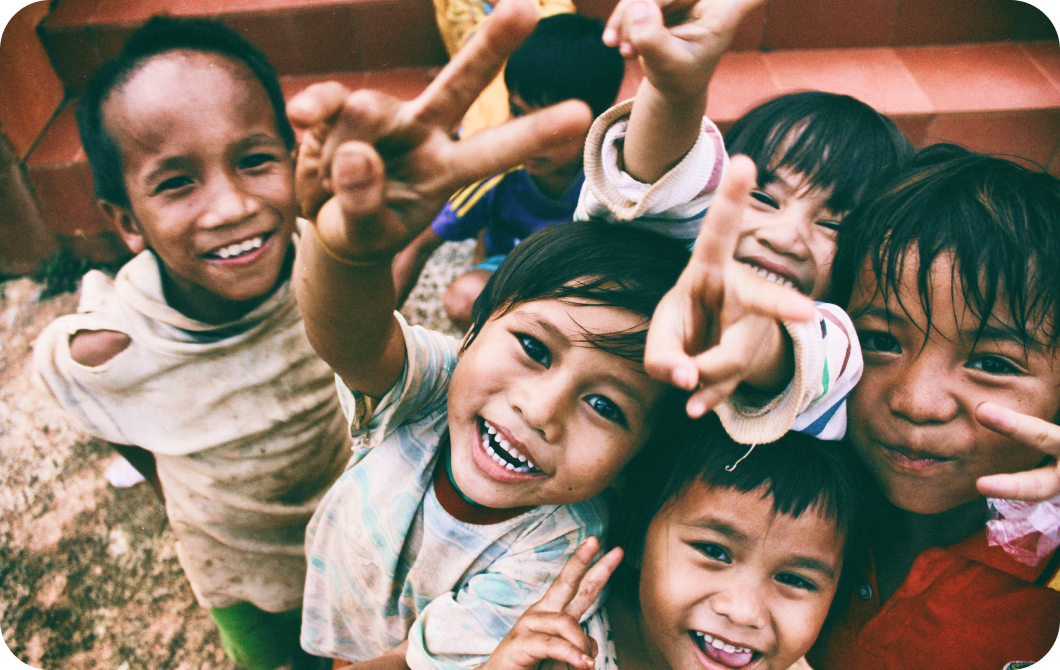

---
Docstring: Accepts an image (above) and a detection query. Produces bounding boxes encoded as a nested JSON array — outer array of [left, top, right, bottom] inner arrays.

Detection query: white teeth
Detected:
[[751, 265, 795, 290], [696, 632, 750, 655], [214, 235, 263, 259], [481, 420, 538, 473]]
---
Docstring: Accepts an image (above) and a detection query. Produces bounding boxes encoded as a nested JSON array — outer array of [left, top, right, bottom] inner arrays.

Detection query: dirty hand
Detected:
[[645, 155, 816, 418], [976, 403, 1060, 501], [287, 0, 593, 264], [479, 537, 622, 670], [602, 0, 765, 100]]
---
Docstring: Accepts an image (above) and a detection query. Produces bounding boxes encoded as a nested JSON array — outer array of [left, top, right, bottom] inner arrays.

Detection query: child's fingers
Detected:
[[405, 0, 538, 131], [446, 100, 593, 189], [977, 403, 1060, 458], [512, 631, 596, 670], [330, 142, 386, 222], [730, 269, 817, 324], [977, 467, 1060, 502], [535, 537, 601, 614], [564, 547, 623, 621], [692, 155, 757, 271], [320, 89, 402, 187], [287, 81, 351, 130], [644, 290, 708, 390]]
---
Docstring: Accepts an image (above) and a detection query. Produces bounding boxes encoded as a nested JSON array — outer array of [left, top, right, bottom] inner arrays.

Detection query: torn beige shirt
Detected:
[[33, 251, 351, 612]]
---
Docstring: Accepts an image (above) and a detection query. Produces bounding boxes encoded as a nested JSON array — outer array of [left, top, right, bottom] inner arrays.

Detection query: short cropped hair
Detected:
[[831, 144, 1060, 348], [465, 220, 690, 365], [76, 16, 296, 208], [610, 412, 876, 624], [726, 91, 913, 216], [503, 13, 624, 120]]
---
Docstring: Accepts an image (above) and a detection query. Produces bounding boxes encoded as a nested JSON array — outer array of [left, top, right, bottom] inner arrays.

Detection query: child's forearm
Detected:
[[295, 230, 407, 399], [623, 77, 708, 184]]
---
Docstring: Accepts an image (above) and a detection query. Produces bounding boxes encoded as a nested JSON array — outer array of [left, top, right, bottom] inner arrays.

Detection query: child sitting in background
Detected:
[[33, 17, 351, 670], [481, 412, 875, 670], [810, 144, 1060, 669], [392, 12, 625, 329]]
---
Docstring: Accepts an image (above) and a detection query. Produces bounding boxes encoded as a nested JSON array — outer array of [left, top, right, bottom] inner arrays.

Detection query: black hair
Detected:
[[465, 220, 690, 366], [610, 412, 876, 625], [503, 13, 624, 120], [76, 15, 296, 208], [831, 144, 1060, 349], [726, 91, 913, 216]]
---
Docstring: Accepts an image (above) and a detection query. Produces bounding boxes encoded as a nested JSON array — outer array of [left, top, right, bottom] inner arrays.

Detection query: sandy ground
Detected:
[[0, 241, 473, 670]]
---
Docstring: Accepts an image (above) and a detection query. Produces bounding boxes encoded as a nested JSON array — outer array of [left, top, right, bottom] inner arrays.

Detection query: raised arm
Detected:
[[289, 0, 593, 398], [604, 0, 764, 183]]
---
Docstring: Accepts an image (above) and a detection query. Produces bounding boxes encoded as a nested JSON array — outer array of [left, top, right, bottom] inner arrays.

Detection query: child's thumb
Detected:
[[624, 1, 669, 58], [331, 141, 385, 221]]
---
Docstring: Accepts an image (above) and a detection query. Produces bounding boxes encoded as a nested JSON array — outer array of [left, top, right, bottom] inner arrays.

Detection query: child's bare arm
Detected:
[[479, 537, 621, 670], [289, 0, 592, 397], [976, 403, 1060, 501], [603, 0, 764, 183], [645, 156, 816, 418]]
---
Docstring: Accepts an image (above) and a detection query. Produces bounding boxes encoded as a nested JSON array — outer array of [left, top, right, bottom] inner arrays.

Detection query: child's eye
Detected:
[[155, 176, 193, 194], [750, 190, 779, 209], [968, 355, 1021, 376], [775, 572, 818, 592], [860, 330, 901, 354], [240, 153, 278, 170], [693, 542, 731, 564], [585, 394, 627, 427], [816, 219, 841, 232], [516, 334, 551, 367]]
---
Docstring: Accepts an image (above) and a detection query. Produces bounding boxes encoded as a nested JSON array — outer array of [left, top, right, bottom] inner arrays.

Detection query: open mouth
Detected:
[[479, 419, 541, 474], [691, 631, 760, 669], [204, 232, 272, 260]]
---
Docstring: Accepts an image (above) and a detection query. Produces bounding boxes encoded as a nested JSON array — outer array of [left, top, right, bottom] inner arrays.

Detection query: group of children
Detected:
[[29, 0, 1060, 669]]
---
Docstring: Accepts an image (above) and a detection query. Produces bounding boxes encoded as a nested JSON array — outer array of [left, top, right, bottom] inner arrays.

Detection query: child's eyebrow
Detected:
[[789, 555, 838, 579], [685, 517, 749, 543], [962, 323, 1041, 351]]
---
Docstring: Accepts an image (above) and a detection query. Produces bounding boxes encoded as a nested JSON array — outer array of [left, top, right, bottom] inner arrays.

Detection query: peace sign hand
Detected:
[[480, 537, 623, 670], [288, 0, 594, 264]]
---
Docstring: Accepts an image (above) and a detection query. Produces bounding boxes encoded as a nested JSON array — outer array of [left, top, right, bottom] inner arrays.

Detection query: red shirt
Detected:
[[809, 529, 1060, 670]]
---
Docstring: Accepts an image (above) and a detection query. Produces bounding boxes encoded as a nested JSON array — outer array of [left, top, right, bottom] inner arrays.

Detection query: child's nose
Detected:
[[755, 212, 810, 260], [710, 576, 768, 629], [510, 372, 569, 442], [888, 354, 959, 424], [200, 173, 260, 228]]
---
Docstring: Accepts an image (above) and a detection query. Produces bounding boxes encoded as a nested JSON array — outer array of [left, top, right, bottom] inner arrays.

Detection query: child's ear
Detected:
[[98, 200, 146, 254]]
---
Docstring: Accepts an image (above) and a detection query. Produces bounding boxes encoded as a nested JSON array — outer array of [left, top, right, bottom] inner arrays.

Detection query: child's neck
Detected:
[[528, 161, 582, 199], [609, 588, 670, 670], [156, 244, 294, 325], [873, 497, 989, 602]]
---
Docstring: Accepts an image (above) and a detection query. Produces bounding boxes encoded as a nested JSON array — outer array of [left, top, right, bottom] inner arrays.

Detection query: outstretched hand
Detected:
[[976, 403, 1060, 502], [602, 0, 765, 100], [480, 537, 622, 670], [645, 155, 816, 418], [287, 0, 593, 264]]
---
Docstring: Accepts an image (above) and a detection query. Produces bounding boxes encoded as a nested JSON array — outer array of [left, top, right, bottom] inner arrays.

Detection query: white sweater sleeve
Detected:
[[716, 303, 863, 444], [575, 98, 728, 243]]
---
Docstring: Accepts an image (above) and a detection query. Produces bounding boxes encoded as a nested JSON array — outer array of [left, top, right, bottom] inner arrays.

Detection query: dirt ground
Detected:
[[0, 241, 473, 670]]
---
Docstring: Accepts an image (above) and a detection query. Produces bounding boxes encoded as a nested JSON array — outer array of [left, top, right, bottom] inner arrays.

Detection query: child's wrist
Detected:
[[310, 224, 390, 267]]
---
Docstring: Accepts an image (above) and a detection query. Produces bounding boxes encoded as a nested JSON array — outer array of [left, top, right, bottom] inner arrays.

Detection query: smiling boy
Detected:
[[33, 18, 351, 670], [809, 145, 1060, 669]]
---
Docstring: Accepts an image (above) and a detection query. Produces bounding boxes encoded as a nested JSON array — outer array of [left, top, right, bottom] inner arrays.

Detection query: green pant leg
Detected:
[[208, 602, 303, 670]]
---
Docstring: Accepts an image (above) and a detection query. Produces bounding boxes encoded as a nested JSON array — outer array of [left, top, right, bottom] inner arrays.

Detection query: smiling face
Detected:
[[847, 249, 1060, 514], [446, 298, 665, 508], [733, 167, 842, 301], [638, 484, 843, 670], [100, 50, 297, 323]]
